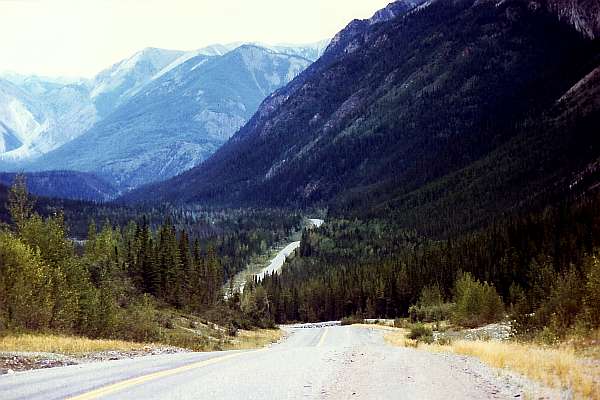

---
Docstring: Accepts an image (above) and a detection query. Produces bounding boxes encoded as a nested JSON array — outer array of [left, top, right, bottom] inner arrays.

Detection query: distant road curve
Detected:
[[308, 218, 324, 228], [0, 323, 549, 399], [255, 218, 324, 281], [255, 240, 301, 281]]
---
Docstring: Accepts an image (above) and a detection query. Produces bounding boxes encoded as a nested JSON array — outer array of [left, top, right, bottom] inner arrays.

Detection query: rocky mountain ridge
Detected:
[[121, 0, 600, 236]]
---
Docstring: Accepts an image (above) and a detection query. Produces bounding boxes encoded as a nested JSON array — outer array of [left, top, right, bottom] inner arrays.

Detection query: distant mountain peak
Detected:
[[27, 43, 316, 189], [326, 0, 428, 57], [369, 0, 427, 24]]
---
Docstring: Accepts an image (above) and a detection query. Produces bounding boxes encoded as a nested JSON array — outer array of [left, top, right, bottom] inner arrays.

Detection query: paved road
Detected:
[[0, 324, 546, 400], [226, 218, 324, 296], [255, 219, 324, 281], [255, 241, 301, 281]]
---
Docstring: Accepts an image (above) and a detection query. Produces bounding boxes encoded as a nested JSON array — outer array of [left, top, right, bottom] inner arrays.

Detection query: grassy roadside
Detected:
[[384, 327, 600, 400], [0, 334, 147, 356], [0, 328, 282, 356], [222, 329, 283, 350]]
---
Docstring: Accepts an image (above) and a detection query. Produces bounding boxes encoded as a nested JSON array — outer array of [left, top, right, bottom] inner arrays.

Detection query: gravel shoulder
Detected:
[[0, 346, 188, 375], [321, 325, 562, 400]]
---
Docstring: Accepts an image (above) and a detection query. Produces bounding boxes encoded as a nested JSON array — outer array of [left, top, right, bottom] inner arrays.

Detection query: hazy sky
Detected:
[[0, 0, 392, 78]]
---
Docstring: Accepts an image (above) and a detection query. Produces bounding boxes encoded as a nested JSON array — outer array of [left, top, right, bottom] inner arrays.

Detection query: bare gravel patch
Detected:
[[0, 346, 189, 375]]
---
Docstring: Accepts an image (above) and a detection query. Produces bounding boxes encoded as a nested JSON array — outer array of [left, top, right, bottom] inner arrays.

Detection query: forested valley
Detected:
[[253, 190, 600, 340], [0, 177, 301, 346]]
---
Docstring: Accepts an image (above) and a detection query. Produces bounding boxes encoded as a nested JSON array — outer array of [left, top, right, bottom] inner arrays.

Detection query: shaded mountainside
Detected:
[[0, 182, 116, 237], [30, 46, 314, 189], [123, 0, 600, 236], [0, 171, 119, 202], [544, 0, 600, 39]]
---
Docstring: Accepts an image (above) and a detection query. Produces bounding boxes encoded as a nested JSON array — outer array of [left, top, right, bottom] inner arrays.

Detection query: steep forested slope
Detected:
[[125, 0, 600, 236], [0, 171, 118, 202]]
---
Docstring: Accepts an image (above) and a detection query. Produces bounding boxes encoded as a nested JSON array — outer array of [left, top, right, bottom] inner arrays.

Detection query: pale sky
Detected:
[[0, 0, 393, 78]]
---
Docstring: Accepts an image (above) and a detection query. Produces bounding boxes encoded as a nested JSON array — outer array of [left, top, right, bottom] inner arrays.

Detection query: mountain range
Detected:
[[122, 0, 600, 236], [0, 41, 327, 190], [0, 75, 97, 161]]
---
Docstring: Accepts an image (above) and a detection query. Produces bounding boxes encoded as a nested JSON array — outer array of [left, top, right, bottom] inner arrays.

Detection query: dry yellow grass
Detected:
[[223, 329, 283, 350], [450, 340, 599, 399], [0, 334, 147, 355], [384, 330, 600, 400]]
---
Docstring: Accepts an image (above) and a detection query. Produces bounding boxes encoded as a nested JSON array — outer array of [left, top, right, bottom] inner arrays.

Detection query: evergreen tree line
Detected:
[[84, 216, 223, 313], [0, 177, 293, 340], [70, 206, 300, 281], [253, 192, 600, 337]]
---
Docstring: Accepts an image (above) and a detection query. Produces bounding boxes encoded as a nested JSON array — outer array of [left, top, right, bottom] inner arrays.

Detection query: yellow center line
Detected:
[[67, 350, 262, 400], [317, 327, 329, 347]]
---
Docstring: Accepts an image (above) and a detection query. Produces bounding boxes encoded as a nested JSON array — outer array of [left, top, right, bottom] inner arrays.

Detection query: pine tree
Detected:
[[178, 230, 193, 308], [7, 174, 35, 233]]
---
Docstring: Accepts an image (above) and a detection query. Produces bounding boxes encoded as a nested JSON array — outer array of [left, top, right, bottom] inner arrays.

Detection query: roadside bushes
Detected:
[[514, 253, 600, 339], [452, 273, 504, 328], [409, 303, 454, 323], [409, 285, 453, 323], [0, 231, 54, 330], [340, 316, 365, 325], [239, 283, 276, 329], [584, 255, 600, 327], [114, 295, 162, 342], [407, 323, 433, 343]]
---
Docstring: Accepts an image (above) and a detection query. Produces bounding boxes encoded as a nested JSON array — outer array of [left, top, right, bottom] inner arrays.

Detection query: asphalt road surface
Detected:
[[255, 241, 301, 281], [0, 323, 550, 400]]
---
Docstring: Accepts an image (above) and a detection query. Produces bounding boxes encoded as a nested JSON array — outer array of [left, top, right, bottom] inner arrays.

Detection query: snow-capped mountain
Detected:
[[259, 40, 331, 61], [1, 41, 325, 189], [120, 0, 600, 211], [0, 48, 189, 162], [27, 44, 320, 188], [0, 79, 46, 157], [0, 49, 184, 162], [90, 47, 185, 117], [0, 77, 97, 161], [1, 72, 86, 88]]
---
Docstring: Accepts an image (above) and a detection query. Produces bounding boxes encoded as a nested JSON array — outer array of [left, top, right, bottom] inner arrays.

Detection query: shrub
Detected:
[[162, 330, 210, 351], [584, 255, 600, 327], [437, 336, 453, 346], [341, 316, 364, 325], [418, 285, 444, 307], [409, 303, 454, 323], [530, 267, 585, 335], [407, 323, 433, 343], [408, 284, 454, 323], [115, 295, 161, 342], [226, 323, 238, 337], [393, 318, 410, 329], [0, 231, 54, 330], [452, 272, 504, 328], [536, 326, 559, 345]]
